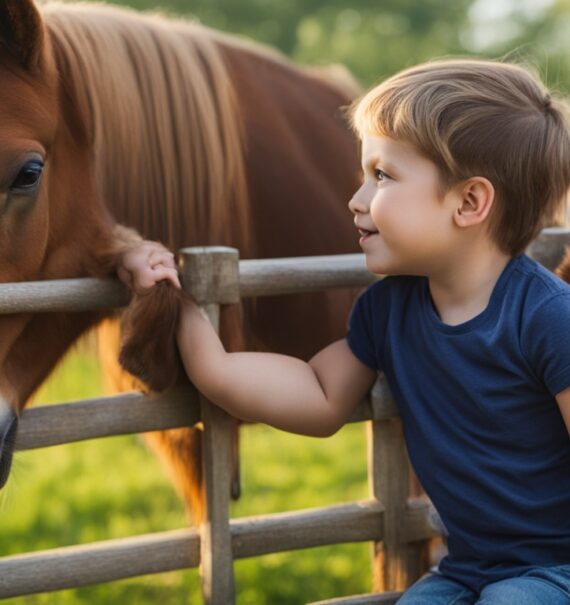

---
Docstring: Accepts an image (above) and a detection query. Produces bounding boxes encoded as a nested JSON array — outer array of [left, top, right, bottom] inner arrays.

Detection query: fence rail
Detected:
[[0, 498, 436, 598], [14, 374, 397, 452], [1, 226, 569, 603]]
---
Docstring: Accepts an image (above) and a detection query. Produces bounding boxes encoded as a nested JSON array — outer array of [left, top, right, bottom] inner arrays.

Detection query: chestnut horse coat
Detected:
[[0, 1, 361, 519]]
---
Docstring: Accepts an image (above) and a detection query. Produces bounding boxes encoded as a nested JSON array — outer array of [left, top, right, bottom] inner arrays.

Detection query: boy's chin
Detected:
[[365, 261, 389, 276], [364, 256, 396, 276], [365, 257, 418, 277]]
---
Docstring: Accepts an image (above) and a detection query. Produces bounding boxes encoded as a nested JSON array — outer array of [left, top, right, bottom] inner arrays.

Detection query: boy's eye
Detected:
[[374, 168, 389, 182]]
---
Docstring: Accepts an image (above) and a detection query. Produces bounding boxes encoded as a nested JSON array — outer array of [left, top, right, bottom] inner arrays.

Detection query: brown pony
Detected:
[[0, 1, 361, 520]]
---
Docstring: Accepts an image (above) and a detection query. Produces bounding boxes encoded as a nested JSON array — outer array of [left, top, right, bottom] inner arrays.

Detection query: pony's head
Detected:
[[0, 0, 57, 283], [0, 0, 121, 486]]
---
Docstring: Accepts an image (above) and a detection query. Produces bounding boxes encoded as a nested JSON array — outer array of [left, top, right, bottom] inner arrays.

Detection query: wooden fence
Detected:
[[0, 227, 569, 604]]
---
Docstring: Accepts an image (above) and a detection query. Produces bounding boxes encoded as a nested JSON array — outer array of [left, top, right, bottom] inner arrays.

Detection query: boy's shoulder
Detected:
[[510, 256, 570, 335], [514, 254, 570, 300]]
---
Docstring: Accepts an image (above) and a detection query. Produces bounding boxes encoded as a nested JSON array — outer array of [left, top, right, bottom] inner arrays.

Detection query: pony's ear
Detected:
[[119, 282, 186, 393], [555, 248, 570, 285], [0, 0, 45, 71]]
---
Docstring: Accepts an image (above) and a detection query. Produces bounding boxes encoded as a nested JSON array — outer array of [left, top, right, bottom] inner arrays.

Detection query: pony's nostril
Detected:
[[0, 415, 18, 489]]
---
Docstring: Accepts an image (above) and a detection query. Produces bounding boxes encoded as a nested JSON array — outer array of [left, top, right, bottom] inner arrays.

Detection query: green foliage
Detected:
[[106, 0, 570, 89], [471, 0, 570, 93], [110, 0, 475, 84], [1, 352, 370, 604]]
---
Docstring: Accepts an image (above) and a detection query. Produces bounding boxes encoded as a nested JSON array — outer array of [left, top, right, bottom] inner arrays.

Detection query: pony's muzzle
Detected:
[[0, 403, 18, 489]]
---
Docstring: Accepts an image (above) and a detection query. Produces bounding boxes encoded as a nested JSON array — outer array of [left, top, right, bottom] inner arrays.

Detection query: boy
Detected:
[[119, 59, 570, 603]]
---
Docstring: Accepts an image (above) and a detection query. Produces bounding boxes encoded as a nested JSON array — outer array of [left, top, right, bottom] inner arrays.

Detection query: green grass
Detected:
[[0, 351, 372, 604]]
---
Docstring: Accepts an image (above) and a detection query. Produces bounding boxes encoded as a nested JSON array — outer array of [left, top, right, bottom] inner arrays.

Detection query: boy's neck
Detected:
[[427, 244, 513, 326]]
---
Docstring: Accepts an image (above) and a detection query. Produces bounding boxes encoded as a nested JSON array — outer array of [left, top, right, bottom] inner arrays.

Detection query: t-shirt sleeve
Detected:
[[346, 283, 382, 370], [522, 293, 570, 395]]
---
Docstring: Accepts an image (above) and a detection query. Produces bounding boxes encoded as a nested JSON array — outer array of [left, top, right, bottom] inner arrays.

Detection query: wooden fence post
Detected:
[[180, 246, 240, 605], [367, 375, 424, 592]]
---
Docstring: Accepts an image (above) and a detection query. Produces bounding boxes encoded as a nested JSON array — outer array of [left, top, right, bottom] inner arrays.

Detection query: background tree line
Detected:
[[113, 0, 570, 90]]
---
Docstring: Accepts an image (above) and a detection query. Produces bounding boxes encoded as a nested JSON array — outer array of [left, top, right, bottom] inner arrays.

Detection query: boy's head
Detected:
[[351, 59, 570, 256]]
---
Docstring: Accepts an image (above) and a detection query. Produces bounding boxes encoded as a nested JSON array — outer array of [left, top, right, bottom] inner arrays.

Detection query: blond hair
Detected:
[[351, 59, 570, 255]]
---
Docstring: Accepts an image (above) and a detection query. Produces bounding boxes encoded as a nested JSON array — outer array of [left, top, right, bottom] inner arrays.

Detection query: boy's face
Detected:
[[348, 134, 461, 276]]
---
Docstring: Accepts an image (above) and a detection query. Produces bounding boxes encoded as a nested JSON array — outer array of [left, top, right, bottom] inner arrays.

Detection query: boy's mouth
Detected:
[[357, 228, 378, 244]]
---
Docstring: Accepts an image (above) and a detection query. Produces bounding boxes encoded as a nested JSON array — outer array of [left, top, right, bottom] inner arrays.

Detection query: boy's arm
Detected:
[[177, 301, 377, 437], [555, 387, 570, 437], [117, 240, 377, 436]]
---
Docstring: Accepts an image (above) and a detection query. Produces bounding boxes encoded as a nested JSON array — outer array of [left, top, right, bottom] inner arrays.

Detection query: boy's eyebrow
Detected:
[[362, 155, 398, 175]]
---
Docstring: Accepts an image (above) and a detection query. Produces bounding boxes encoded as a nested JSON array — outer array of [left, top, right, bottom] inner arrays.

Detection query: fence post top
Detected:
[[179, 246, 240, 305], [179, 246, 239, 256]]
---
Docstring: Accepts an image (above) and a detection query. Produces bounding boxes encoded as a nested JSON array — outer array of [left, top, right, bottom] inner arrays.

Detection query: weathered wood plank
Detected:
[[403, 497, 439, 543], [232, 500, 385, 558], [0, 227, 567, 313], [15, 386, 201, 451], [200, 393, 236, 604], [0, 500, 387, 599], [0, 278, 130, 313], [239, 253, 376, 298], [0, 528, 199, 599], [13, 384, 390, 452], [179, 246, 240, 305], [368, 416, 423, 592], [181, 248, 238, 605]]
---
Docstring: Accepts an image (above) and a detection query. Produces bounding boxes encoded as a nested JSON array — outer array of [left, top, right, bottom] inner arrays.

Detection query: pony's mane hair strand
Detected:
[[42, 1, 254, 252]]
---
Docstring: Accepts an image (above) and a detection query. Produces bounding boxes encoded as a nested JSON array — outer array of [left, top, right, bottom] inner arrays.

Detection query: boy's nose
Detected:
[[348, 187, 369, 215]]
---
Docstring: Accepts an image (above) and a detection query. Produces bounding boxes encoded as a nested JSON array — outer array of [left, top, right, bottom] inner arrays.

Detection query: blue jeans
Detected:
[[397, 566, 570, 604]]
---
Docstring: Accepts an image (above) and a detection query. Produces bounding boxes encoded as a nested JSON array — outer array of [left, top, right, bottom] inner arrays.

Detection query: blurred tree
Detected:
[[109, 0, 570, 90], [469, 0, 570, 93], [116, 0, 477, 84]]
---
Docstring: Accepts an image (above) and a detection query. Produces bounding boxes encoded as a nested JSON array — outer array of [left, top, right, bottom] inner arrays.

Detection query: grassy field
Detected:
[[0, 350, 372, 604]]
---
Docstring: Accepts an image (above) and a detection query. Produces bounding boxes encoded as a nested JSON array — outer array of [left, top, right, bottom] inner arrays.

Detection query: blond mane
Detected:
[[42, 1, 256, 251]]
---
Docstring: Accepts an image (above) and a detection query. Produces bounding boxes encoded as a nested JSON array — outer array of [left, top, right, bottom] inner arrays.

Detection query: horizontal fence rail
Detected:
[[0, 254, 373, 314], [238, 253, 375, 296], [0, 278, 131, 313], [14, 385, 200, 451], [0, 498, 435, 598], [14, 375, 398, 452], [0, 227, 568, 314]]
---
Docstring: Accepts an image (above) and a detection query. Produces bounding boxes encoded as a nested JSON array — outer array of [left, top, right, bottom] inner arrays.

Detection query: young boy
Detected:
[[119, 59, 570, 604]]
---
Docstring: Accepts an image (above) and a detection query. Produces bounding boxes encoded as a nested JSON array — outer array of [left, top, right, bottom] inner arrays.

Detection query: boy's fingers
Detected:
[[149, 249, 177, 270], [149, 265, 181, 289], [118, 242, 179, 293]]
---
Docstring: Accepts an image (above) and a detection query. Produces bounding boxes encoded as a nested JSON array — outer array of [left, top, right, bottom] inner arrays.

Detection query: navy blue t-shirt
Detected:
[[347, 255, 570, 592]]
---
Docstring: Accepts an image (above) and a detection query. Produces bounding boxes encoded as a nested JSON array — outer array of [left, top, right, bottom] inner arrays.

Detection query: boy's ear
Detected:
[[453, 177, 495, 228]]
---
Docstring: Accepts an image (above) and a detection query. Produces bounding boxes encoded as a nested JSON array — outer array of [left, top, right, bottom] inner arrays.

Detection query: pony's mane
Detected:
[[41, 1, 255, 251]]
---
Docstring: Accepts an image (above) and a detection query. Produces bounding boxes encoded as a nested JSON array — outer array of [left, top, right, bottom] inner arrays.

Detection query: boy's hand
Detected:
[[118, 241, 181, 293]]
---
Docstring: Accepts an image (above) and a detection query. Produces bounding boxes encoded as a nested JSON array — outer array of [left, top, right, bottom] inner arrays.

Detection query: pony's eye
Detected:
[[10, 160, 44, 193]]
